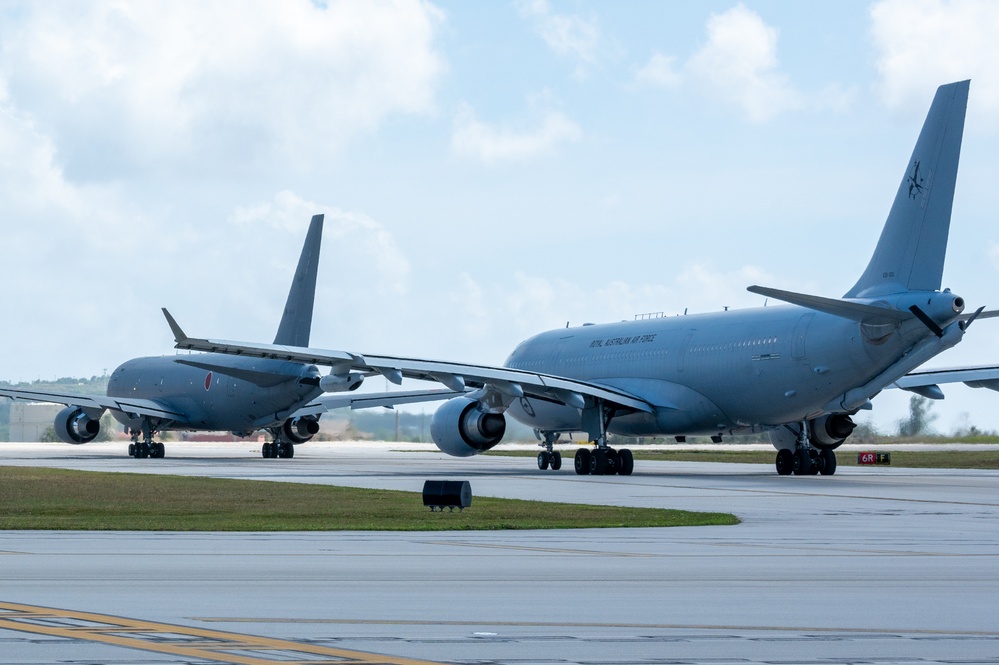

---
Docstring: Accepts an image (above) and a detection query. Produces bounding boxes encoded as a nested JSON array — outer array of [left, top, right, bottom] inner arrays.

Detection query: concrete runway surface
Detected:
[[2, 440, 998, 665]]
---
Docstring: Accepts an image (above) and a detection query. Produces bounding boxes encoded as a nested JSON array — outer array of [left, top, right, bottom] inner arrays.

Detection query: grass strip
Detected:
[[489, 448, 999, 469], [0, 466, 737, 531]]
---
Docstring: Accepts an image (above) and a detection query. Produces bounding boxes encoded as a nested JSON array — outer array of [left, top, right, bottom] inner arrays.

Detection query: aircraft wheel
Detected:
[[819, 449, 837, 475], [604, 449, 619, 474], [618, 449, 634, 476], [589, 449, 608, 475], [537, 451, 550, 470], [128, 443, 135, 457], [574, 448, 591, 475], [792, 449, 811, 475], [550, 451, 562, 471], [261, 443, 273, 458], [285, 443, 295, 459], [775, 449, 793, 475]]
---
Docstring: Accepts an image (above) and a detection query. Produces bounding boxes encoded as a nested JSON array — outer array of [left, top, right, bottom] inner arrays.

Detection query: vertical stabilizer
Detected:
[[845, 80, 969, 298], [273, 214, 323, 347]]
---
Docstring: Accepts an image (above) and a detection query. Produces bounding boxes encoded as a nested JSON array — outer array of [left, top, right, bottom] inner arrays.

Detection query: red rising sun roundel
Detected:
[[205, 372, 213, 391]]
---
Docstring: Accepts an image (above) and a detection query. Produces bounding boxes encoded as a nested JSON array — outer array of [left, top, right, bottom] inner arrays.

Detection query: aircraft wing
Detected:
[[288, 388, 468, 419], [163, 309, 654, 414], [0, 387, 189, 422]]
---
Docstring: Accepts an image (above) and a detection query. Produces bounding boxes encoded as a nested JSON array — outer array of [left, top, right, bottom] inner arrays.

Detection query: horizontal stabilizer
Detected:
[[747, 285, 908, 324], [895, 365, 999, 393]]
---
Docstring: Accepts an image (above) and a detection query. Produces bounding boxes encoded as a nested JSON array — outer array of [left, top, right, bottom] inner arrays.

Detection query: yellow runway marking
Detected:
[[0, 601, 446, 665], [196, 616, 999, 637]]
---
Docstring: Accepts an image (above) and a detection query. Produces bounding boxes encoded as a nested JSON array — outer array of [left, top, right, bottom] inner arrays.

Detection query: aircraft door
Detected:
[[677, 333, 692, 372], [547, 337, 572, 370], [791, 313, 814, 360]]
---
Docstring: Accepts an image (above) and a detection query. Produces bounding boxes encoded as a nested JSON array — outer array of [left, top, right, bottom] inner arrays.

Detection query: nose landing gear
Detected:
[[536, 431, 563, 471]]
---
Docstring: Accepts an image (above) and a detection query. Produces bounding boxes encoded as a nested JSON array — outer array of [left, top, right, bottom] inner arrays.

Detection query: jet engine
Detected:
[[319, 372, 364, 392], [430, 397, 506, 457], [282, 415, 320, 443], [809, 413, 856, 449], [54, 406, 101, 444]]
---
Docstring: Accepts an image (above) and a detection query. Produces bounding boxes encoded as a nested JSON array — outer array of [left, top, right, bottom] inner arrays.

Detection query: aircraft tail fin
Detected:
[[273, 214, 324, 347], [844, 80, 969, 298]]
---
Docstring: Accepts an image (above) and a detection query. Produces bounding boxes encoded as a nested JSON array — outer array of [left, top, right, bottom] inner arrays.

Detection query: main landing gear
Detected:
[[127, 441, 165, 458], [571, 399, 634, 476], [262, 441, 295, 459], [573, 446, 634, 476], [775, 422, 837, 476], [128, 422, 165, 459]]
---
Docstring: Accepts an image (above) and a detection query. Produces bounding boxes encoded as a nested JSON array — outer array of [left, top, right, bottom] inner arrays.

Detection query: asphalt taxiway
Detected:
[[2, 440, 998, 664]]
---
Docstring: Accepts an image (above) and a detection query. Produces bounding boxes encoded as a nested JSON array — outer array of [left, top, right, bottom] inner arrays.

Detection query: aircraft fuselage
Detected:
[[504, 291, 962, 437], [106, 354, 322, 433]]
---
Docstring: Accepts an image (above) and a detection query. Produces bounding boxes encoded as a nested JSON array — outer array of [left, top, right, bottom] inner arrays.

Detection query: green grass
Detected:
[[489, 448, 999, 469], [0, 466, 738, 531]]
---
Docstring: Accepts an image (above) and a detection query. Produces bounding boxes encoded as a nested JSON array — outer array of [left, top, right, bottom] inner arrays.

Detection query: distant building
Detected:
[[9, 402, 62, 441]]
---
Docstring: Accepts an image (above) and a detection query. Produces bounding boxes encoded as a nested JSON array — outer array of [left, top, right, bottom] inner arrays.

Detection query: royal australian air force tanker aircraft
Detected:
[[167, 80, 999, 476], [0, 215, 461, 459]]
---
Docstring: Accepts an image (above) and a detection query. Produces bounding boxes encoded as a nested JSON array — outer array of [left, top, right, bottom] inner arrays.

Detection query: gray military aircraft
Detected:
[[166, 80, 998, 476], [1, 215, 460, 458]]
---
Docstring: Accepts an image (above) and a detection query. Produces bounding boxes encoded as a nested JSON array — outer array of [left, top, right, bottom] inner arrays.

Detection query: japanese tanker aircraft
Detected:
[[168, 80, 999, 476], [1, 215, 460, 458]]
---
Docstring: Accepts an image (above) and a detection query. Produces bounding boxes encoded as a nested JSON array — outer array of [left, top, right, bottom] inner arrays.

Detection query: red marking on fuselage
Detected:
[[205, 372, 213, 391]]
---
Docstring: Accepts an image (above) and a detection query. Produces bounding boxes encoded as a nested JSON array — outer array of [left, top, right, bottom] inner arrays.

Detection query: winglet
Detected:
[[161, 308, 188, 344]]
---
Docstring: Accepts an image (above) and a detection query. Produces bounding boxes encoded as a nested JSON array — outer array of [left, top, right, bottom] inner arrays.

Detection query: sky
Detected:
[[3, 0, 999, 435]]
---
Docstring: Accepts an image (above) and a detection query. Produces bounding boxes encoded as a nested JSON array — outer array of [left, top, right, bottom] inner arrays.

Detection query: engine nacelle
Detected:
[[431, 397, 506, 457], [319, 372, 364, 392], [282, 415, 320, 444], [809, 413, 856, 449], [53, 406, 101, 444]]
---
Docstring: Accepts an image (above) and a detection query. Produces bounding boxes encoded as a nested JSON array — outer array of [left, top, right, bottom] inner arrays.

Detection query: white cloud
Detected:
[[230, 190, 410, 296], [450, 100, 581, 164], [685, 4, 802, 122], [987, 241, 999, 272], [516, 0, 601, 76], [0, 0, 445, 181], [445, 262, 781, 357], [633, 53, 682, 88], [870, 0, 999, 114]]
